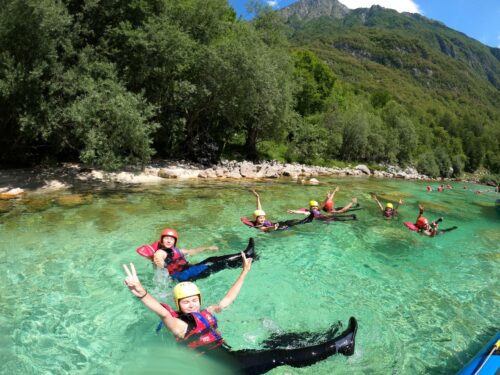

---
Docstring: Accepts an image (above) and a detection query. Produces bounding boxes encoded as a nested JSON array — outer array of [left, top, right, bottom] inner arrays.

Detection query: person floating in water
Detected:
[[123, 257, 357, 375], [371, 194, 403, 219], [136, 229, 256, 281], [410, 204, 457, 236], [241, 190, 314, 231], [287, 188, 357, 221], [248, 190, 279, 231]]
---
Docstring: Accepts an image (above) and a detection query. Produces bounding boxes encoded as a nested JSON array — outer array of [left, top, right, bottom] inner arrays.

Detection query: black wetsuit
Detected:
[[164, 238, 256, 282], [184, 317, 358, 375]]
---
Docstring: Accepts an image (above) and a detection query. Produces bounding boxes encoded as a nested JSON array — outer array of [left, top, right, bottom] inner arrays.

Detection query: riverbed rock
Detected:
[[56, 194, 93, 207], [240, 162, 258, 178], [0, 188, 24, 199], [198, 169, 217, 178], [40, 180, 71, 192], [355, 164, 371, 175]]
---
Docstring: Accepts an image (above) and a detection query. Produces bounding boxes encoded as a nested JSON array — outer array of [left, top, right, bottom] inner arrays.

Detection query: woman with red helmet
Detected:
[[136, 230, 256, 282], [413, 204, 457, 236]]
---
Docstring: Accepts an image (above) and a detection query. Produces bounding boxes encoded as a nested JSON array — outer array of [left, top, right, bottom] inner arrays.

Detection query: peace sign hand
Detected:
[[123, 263, 147, 298]]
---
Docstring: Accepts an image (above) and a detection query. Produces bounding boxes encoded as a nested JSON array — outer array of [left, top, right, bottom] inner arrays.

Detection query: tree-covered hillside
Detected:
[[0, 0, 498, 177], [281, 1, 500, 176]]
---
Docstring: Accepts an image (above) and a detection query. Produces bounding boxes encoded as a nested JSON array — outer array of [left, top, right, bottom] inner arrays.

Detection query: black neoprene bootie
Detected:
[[334, 317, 358, 356]]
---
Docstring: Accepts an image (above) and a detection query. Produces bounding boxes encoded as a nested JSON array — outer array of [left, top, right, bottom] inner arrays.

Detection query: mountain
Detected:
[[279, 0, 349, 20], [279, 0, 500, 108]]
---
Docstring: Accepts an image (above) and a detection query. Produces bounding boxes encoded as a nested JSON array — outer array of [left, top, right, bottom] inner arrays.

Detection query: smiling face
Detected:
[[178, 295, 201, 314], [161, 235, 176, 249], [256, 215, 266, 224]]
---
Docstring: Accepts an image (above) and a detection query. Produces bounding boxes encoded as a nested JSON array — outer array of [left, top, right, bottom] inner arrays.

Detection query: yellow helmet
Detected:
[[386, 203, 394, 209], [309, 200, 319, 208], [173, 282, 201, 310], [253, 209, 266, 219]]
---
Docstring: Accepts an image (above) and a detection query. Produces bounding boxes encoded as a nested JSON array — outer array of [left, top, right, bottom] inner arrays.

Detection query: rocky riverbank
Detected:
[[0, 160, 433, 198]]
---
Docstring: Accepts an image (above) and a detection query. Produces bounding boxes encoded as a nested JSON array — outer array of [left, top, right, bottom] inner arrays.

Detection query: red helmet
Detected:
[[160, 228, 178, 244], [324, 201, 334, 211], [416, 217, 428, 229]]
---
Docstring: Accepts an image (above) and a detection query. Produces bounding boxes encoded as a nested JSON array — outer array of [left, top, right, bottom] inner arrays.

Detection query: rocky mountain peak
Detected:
[[279, 0, 350, 21]]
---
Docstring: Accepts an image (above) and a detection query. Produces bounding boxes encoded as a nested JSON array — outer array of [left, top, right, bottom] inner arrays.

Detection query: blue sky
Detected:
[[228, 0, 500, 48]]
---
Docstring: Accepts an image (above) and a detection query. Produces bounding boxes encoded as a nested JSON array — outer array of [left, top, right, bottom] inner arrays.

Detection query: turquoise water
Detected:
[[0, 177, 498, 374]]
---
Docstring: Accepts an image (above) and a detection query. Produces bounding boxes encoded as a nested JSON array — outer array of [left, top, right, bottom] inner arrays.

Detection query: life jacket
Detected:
[[136, 241, 161, 259], [383, 208, 394, 218], [157, 305, 224, 351], [182, 310, 224, 351], [164, 247, 189, 274], [309, 208, 322, 218], [240, 217, 272, 228]]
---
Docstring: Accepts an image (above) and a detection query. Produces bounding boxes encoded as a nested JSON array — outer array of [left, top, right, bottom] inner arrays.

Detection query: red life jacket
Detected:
[[164, 247, 189, 274], [182, 310, 224, 351], [159, 304, 223, 351]]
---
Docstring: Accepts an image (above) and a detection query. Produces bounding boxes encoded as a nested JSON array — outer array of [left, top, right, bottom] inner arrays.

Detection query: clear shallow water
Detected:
[[0, 177, 498, 374]]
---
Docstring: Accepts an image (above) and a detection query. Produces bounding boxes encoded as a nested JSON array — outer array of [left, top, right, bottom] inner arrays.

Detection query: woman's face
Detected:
[[162, 235, 176, 248], [256, 215, 266, 224], [179, 295, 200, 314]]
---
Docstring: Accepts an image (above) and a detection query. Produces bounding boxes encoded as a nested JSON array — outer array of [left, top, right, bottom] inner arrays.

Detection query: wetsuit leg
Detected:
[[276, 213, 314, 230], [172, 238, 256, 281], [211, 317, 357, 375], [261, 321, 342, 349], [321, 214, 357, 222], [439, 226, 458, 234]]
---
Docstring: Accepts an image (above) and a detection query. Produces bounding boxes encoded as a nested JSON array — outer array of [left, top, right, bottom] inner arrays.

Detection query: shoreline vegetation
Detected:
[[1, 1, 498, 182], [0, 160, 495, 200]]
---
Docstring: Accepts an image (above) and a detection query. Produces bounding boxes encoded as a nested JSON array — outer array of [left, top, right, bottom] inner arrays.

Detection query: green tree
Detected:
[[292, 50, 336, 116]]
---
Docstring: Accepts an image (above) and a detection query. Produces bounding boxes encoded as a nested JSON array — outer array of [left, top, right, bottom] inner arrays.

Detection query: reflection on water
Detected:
[[0, 177, 498, 374]]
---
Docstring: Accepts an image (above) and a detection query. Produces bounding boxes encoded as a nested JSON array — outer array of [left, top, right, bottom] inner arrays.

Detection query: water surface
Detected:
[[0, 177, 498, 374]]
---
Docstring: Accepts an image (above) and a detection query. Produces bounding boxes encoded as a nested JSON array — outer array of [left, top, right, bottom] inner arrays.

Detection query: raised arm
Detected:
[[123, 263, 188, 338], [372, 194, 384, 211], [417, 204, 424, 221], [335, 197, 357, 214], [207, 253, 252, 314], [252, 190, 263, 211], [287, 208, 309, 215], [182, 245, 218, 256]]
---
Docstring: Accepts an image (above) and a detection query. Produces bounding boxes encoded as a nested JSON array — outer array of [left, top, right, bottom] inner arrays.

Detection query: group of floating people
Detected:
[[242, 188, 456, 236], [123, 186, 459, 374]]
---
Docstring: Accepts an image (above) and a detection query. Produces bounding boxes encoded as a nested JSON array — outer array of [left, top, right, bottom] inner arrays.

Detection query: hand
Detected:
[[371, 194, 377, 200], [351, 197, 357, 204], [207, 245, 219, 251], [153, 250, 167, 267], [251, 189, 259, 197], [274, 223, 279, 230], [241, 252, 253, 273], [399, 199, 403, 204], [287, 209, 294, 213], [334, 186, 340, 193], [123, 263, 146, 298]]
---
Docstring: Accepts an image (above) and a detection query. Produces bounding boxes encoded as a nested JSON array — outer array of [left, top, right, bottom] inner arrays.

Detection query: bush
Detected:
[[416, 152, 440, 177]]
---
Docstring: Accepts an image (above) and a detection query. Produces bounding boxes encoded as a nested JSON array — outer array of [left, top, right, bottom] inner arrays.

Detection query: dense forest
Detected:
[[0, 0, 499, 178]]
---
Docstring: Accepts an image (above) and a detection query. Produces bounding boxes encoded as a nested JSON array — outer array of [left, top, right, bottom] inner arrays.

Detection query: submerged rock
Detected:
[[56, 194, 93, 207]]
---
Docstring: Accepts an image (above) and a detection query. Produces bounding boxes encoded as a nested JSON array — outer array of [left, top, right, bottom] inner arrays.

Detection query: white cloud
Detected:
[[340, 0, 421, 14], [267, 0, 278, 7]]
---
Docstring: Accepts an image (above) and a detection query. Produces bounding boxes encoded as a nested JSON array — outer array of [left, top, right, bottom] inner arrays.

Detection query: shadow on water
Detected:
[[424, 326, 499, 374]]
